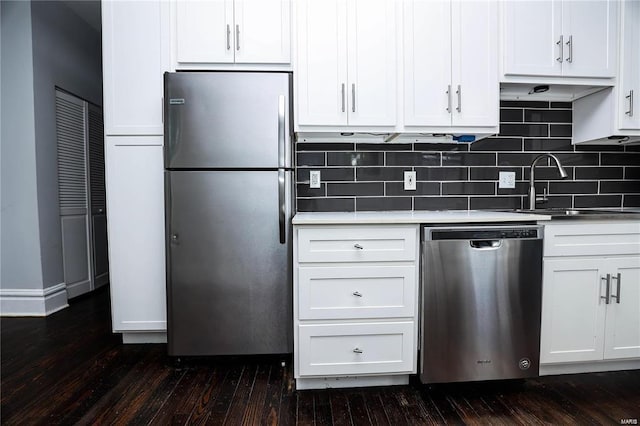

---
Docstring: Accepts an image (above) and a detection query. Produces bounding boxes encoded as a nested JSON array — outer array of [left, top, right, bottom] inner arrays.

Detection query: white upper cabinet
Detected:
[[619, 0, 640, 131], [504, 0, 562, 77], [573, 0, 640, 145], [102, 1, 169, 135], [404, 0, 498, 129], [174, 0, 291, 67], [176, 0, 233, 64], [504, 0, 617, 78], [295, 0, 396, 128], [403, 1, 451, 127]]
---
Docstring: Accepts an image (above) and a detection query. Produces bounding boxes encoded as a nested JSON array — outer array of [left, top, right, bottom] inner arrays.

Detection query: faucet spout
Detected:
[[528, 153, 569, 210]]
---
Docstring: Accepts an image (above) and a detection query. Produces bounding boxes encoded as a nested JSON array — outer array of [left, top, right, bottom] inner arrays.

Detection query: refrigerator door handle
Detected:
[[278, 169, 286, 244], [277, 95, 286, 169]]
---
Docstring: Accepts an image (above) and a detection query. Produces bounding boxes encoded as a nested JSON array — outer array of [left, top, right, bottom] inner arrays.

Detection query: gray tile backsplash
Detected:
[[296, 101, 640, 212]]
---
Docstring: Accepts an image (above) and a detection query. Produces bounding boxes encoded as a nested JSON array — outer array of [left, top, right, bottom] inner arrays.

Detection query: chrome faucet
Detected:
[[528, 153, 569, 210]]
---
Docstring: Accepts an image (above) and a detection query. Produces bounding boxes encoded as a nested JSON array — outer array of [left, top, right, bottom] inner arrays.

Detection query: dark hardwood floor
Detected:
[[1, 287, 639, 425]]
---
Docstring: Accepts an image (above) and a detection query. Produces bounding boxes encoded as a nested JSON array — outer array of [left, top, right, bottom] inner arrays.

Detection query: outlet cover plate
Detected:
[[404, 171, 417, 191], [309, 170, 321, 188], [499, 171, 516, 189]]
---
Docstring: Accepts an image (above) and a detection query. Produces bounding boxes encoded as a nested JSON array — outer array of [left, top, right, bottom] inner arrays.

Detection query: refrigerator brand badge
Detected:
[[169, 98, 185, 105]]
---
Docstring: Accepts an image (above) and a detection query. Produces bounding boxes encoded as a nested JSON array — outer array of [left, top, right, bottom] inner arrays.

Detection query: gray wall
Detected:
[[31, 0, 103, 290], [0, 0, 102, 292], [0, 0, 43, 290]]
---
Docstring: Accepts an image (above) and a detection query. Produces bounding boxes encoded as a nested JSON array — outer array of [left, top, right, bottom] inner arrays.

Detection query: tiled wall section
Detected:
[[296, 101, 640, 212]]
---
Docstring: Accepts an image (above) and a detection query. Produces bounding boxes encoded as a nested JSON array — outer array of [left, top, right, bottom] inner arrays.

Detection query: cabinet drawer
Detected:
[[298, 322, 415, 377], [298, 265, 416, 320], [297, 226, 417, 263], [544, 222, 640, 257]]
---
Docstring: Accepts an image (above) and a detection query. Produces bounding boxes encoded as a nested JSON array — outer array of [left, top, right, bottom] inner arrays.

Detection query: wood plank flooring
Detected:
[[2, 287, 639, 425]]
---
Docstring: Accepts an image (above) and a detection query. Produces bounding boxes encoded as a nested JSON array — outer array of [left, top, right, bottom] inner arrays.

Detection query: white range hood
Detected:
[[499, 83, 610, 102]]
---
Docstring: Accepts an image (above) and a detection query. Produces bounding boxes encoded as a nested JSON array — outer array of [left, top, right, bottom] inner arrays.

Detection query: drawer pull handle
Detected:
[[354, 243, 363, 250], [352, 291, 363, 297], [353, 348, 363, 354]]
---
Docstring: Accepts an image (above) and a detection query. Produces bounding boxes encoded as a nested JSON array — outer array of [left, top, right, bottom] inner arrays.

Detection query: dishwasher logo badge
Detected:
[[476, 360, 492, 365], [519, 358, 532, 370]]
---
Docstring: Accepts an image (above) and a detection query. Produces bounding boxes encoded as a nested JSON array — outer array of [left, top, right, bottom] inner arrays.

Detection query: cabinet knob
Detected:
[[353, 243, 363, 250], [352, 291, 363, 297], [353, 348, 363, 354]]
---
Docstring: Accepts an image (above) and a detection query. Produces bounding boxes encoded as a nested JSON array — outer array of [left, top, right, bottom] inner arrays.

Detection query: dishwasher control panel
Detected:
[[427, 226, 542, 241]]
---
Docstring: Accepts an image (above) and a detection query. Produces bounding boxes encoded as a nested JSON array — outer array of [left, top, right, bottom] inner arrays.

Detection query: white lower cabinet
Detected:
[[294, 224, 419, 389], [540, 222, 640, 373], [105, 137, 167, 336]]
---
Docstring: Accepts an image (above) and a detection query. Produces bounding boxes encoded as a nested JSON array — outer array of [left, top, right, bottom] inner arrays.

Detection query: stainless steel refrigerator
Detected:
[[164, 72, 293, 356]]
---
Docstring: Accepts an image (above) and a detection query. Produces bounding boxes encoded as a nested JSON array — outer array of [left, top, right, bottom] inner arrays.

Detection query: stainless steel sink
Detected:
[[514, 208, 640, 220]]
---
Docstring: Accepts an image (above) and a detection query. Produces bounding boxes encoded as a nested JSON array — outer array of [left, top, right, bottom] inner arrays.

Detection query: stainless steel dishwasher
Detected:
[[421, 225, 543, 384]]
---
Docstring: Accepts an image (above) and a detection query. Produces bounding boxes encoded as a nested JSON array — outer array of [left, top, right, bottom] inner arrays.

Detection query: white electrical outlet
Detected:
[[498, 171, 516, 189], [309, 170, 321, 188], [404, 171, 417, 191]]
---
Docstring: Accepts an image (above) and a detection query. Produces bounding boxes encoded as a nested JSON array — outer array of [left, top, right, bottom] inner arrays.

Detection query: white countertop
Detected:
[[292, 210, 552, 225]]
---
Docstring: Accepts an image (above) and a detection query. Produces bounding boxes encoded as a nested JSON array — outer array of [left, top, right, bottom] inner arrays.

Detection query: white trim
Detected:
[[540, 359, 640, 376], [295, 375, 409, 390], [115, 320, 167, 332], [0, 283, 69, 317], [66, 279, 92, 299], [94, 274, 109, 289], [122, 332, 167, 344]]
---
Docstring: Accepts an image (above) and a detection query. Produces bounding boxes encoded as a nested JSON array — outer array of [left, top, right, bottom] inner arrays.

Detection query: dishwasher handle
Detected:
[[470, 240, 502, 249]]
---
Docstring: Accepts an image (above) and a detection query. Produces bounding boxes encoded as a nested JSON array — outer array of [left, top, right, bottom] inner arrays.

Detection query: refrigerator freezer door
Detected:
[[165, 72, 292, 169], [166, 170, 293, 356]]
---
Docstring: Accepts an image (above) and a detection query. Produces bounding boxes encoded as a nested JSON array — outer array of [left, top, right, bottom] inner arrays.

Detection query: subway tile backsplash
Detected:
[[296, 101, 640, 212]]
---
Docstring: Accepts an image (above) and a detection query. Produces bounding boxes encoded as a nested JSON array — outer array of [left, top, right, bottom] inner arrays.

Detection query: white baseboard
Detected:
[[540, 359, 640, 376], [94, 274, 109, 289], [122, 332, 167, 344], [66, 279, 92, 299], [0, 283, 69, 317], [295, 374, 409, 390]]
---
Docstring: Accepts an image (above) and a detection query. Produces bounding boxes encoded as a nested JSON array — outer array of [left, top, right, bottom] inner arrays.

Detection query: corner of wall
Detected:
[[0, 283, 68, 317]]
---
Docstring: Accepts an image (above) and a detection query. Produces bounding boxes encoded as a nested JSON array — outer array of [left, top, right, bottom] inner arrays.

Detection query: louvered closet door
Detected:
[[56, 90, 92, 298], [88, 104, 109, 288]]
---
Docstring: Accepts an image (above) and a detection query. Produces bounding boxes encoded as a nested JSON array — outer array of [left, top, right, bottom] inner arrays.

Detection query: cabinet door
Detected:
[[105, 137, 167, 332], [603, 257, 640, 360], [403, 0, 451, 126], [503, 0, 562, 76], [346, 0, 396, 126], [451, 0, 498, 127], [619, 0, 640, 130], [540, 258, 607, 363], [561, 0, 617, 77], [296, 0, 348, 126], [234, 0, 290, 64], [102, 1, 169, 135], [175, 0, 234, 65]]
